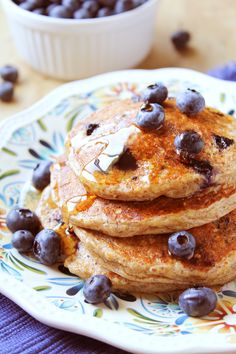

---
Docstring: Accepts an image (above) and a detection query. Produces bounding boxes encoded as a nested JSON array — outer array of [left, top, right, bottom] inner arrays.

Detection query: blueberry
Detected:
[[0, 65, 19, 83], [179, 287, 217, 317], [19, 1, 37, 11], [207, 62, 236, 82], [176, 89, 205, 116], [32, 8, 46, 15], [82, 0, 99, 16], [19, 0, 45, 11], [83, 275, 112, 304], [86, 123, 99, 136], [114, 0, 136, 14], [33, 229, 61, 265], [12, 230, 34, 252], [136, 102, 165, 131], [46, 4, 57, 14], [6, 208, 41, 235], [73, 8, 93, 19], [98, 0, 116, 7], [171, 30, 191, 50], [32, 160, 53, 191], [48, 5, 72, 18], [97, 7, 113, 17], [62, 0, 81, 12], [0, 82, 14, 102], [168, 231, 196, 259], [174, 131, 204, 155], [142, 83, 168, 104]]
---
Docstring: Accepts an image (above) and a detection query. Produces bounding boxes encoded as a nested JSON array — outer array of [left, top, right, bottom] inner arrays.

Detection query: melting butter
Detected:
[[82, 125, 140, 178]]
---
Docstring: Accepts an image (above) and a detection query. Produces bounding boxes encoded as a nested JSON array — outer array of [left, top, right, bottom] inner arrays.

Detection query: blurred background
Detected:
[[0, 0, 235, 118]]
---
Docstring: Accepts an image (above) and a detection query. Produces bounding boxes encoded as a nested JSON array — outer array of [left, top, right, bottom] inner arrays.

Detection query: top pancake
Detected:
[[66, 99, 236, 201]]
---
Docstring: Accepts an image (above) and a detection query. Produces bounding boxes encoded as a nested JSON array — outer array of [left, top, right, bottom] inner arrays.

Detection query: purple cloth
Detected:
[[0, 293, 128, 354], [207, 61, 236, 81]]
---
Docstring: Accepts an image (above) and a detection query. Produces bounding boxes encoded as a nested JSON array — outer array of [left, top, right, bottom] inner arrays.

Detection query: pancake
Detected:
[[36, 185, 62, 229], [71, 209, 236, 289], [51, 157, 236, 237], [36, 186, 77, 257], [65, 244, 193, 293], [66, 99, 236, 201]]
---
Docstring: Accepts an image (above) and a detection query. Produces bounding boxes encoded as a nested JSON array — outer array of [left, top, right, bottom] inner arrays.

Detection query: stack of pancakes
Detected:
[[37, 98, 236, 293]]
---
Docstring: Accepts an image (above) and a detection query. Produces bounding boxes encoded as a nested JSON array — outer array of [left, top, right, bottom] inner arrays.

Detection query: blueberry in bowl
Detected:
[[3, 0, 158, 80]]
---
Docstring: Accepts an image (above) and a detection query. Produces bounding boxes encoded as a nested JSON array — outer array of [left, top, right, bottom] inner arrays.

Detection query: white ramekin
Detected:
[[3, 0, 158, 80]]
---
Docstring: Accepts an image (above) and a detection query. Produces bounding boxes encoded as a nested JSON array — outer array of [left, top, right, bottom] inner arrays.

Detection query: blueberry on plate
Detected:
[[33, 229, 61, 265], [12, 230, 34, 252], [32, 160, 53, 191], [0, 65, 19, 83], [83, 275, 112, 304], [179, 287, 217, 317], [0, 82, 14, 102], [168, 231, 196, 259], [174, 130, 204, 155], [141, 83, 168, 104], [136, 102, 165, 130], [176, 89, 205, 116], [6, 207, 41, 235]]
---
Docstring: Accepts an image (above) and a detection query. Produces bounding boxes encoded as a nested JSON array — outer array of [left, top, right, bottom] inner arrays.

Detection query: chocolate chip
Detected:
[[86, 123, 99, 136], [213, 134, 234, 150], [115, 148, 137, 171]]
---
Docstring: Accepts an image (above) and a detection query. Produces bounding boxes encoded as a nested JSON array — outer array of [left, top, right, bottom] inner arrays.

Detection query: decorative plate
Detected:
[[1, 69, 236, 354]]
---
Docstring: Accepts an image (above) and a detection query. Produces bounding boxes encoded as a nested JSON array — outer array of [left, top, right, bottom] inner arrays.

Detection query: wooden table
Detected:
[[0, 0, 235, 120]]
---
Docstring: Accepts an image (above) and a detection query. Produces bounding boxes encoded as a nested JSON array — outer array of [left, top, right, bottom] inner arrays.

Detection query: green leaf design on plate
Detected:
[[11, 254, 46, 274], [37, 119, 47, 132], [66, 112, 79, 132], [127, 308, 160, 323], [220, 93, 226, 103], [1, 147, 17, 156], [93, 308, 103, 318], [33, 285, 52, 291], [8, 253, 24, 271], [0, 169, 20, 180]]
